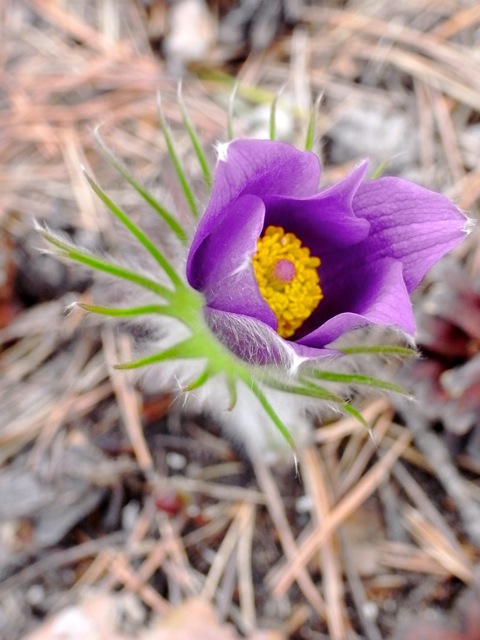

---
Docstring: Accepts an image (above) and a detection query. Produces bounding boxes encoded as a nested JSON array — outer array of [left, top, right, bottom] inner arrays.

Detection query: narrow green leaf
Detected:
[[309, 369, 409, 395], [227, 375, 237, 411], [342, 403, 369, 428], [227, 81, 238, 141], [94, 132, 188, 245], [157, 93, 199, 219], [177, 83, 212, 190], [241, 375, 296, 451], [184, 367, 210, 391], [305, 93, 323, 152], [265, 375, 345, 403], [269, 85, 286, 141], [41, 229, 173, 300], [78, 303, 177, 318], [269, 95, 278, 141], [84, 172, 183, 289], [371, 159, 389, 179], [115, 336, 201, 370], [340, 345, 417, 357]]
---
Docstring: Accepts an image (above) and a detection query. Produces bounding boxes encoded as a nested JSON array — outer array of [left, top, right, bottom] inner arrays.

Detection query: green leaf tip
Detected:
[[340, 345, 417, 357], [78, 303, 177, 318], [40, 227, 174, 301], [177, 82, 213, 190], [157, 91, 199, 219], [94, 129, 188, 245], [227, 81, 238, 141], [305, 93, 324, 152], [83, 169, 183, 289], [309, 370, 409, 396]]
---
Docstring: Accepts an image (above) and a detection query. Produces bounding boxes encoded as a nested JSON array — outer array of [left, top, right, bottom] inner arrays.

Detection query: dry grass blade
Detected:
[[202, 503, 245, 601], [108, 552, 171, 615], [102, 328, 154, 474], [336, 405, 393, 496], [433, 3, 480, 38], [403, 506, 475, 584], [392, 462, 462, 551], [237, 503, 257, 633], [250, 451, 327, 619], [314, 399, 391, 444], [268, 430, 412, 596], [378, 542, 452, 576], [301, 446, 347, 640], [159, 517, 203, 596]]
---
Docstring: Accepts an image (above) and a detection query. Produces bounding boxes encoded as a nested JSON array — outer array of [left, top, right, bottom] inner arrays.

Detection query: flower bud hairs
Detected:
[[39, 87, 469, 459]]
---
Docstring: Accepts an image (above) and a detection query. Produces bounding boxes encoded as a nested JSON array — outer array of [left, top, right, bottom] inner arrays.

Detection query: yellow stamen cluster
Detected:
[[252, 225, 323, 338]]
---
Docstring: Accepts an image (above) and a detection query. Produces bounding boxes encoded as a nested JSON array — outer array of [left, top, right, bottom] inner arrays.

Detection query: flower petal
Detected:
[[188, 194, 276, 328], [188, 139, 321, 268], [353, 177, 467, 291], [263, 161, 370, 249], [298, 258, 414, 348]]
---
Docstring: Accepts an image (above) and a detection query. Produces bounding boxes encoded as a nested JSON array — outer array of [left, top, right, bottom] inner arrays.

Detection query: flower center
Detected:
[[252, 225, 323, 338]]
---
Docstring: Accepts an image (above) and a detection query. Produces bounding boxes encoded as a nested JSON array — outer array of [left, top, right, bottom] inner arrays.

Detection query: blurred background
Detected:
[[1, 1, 480, 639]]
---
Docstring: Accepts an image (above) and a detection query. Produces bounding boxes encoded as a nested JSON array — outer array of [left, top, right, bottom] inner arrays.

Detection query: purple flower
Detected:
[[187, 139, 467, 363]]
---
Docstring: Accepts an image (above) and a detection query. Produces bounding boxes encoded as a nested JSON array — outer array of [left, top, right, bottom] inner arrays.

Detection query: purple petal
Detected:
[[263, 161, 370, 249], [298, 258, 414, 348], [187, 194, 276, 328], [187, 139, 321, 272], [353, 177, 467, 291]]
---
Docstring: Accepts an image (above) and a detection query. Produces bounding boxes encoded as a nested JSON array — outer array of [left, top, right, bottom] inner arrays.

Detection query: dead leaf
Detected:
[[21, 592, 130, 640], [143, 598, 238, 640]]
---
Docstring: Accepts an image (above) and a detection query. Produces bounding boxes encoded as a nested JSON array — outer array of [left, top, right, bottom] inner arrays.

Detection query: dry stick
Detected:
[[359, 44, 480, 112], [60, 127, 99, 232], [237, 503, 257, 634], [108, 553, 171, 615], [268, 431, 411, 596], [124, 512, 189, 599], [29, 333, 102, 465], [400, 408, 480, 546], [170, 475, 266, 505], [403, 506, 474, 584], [433, 3, 480, 39], [378, 541, 451, 576], [301, 446, 347, 640], [134, 527, 175, 590], [309, 6, 480, 90], [201, 504, 243, 601], [250, 451, 327, 619], [0, 380, 112, 466], [102, 498, 159, 583], [159, 517, 203, 596], [315, 399, 390, 444], [378, 472, 409, 544], [0, 532, 126, 596], [453, 165, 480, 211], [102, 328, 154, 475], [336, 407, 393, 497], [392, 461, 462, 552], [431, 88, 465, 184], [339, 531, 383, 640], [30, 0, 134, 58], [414, 80, 436, 184], [217, 551, 238, 623], [101, 504, 170, 612], [183, 515, 232, 549]]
